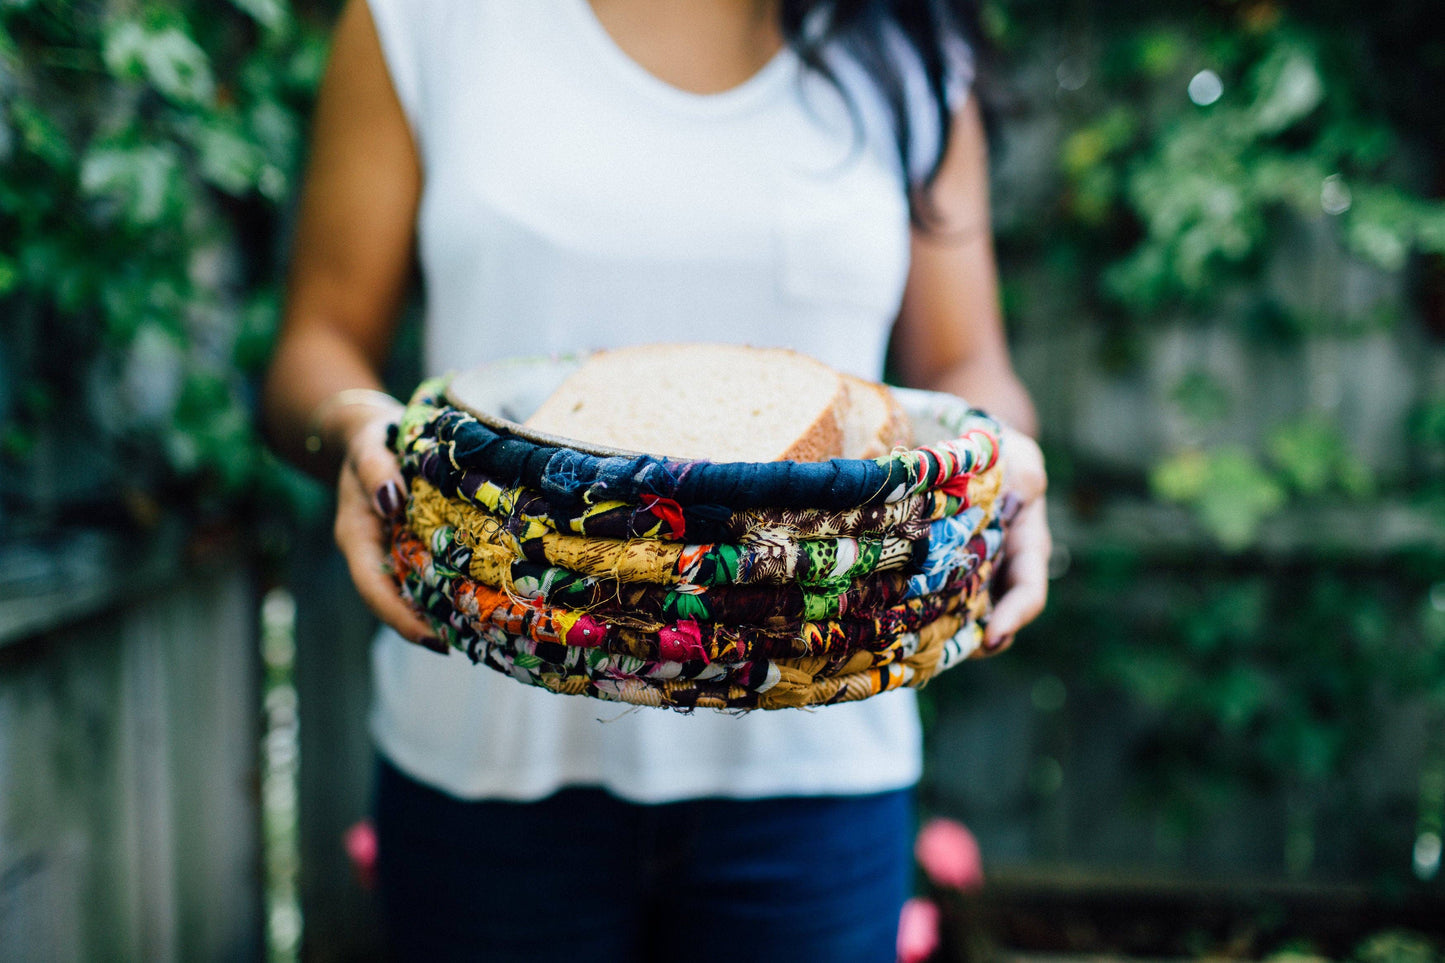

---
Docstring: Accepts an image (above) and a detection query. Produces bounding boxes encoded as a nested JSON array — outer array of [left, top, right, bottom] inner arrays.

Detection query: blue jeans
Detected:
[[373, 757, 914, 962]]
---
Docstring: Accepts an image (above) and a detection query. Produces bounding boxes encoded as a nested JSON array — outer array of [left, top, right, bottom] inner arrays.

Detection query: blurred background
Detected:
[[1, 0, 1443, 960]]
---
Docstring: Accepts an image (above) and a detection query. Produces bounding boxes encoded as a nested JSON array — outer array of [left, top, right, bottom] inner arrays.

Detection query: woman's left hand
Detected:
[[984, 425, 1051, 652]]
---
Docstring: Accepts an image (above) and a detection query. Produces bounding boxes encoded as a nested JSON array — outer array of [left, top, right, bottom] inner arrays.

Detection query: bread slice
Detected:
[[839, 374, 912, 458], [524, 343, 846, 462]]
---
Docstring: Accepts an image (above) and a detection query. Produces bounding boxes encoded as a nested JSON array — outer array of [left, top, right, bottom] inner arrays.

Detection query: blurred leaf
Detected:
[[1352, 931, 1440, 963], [1061, 107, 1137, 178], [1208, 664, 1273, 733], [1250, 45, 1324, 134], [80, 142, 184, 225], [1170, 368, 1233, 425], [1151, 446, 1286, 549], [234, 289, 281, 370], [192, 114, 267, 194], [1267, 417, 1374, 499], [0, 423, 34, 459], [102, 19, 216, 106], [227, 0, 289, 32], [1150, 448, 1210, 503], [1106, 649, 1193, 710], [1267, 419, 1339, 496], [9, 99, 72, 167], [1347, 221, 1409, 272], [0, 255, 17, 296], [1135, 30, 1186, 78]]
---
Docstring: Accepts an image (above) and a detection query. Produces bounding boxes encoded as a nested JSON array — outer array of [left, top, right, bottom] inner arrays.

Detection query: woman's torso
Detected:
[[367, 0, 956, 802]]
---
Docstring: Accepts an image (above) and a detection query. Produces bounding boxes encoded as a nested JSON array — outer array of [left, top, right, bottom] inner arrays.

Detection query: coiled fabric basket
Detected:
[[388, 357, 1012, 711]]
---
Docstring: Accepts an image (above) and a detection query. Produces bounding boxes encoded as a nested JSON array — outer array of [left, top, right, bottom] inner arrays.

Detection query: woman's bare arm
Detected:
[[891, 98, 1035, 434], [262, 0, 437, 648], [890, 96, 1050, 651]]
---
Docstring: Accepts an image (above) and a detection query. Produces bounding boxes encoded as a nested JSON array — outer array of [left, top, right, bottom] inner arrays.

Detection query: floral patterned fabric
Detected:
[[395, 534, 992, 711], [420, 524, 993, 627], [392, 525, 992, 663], [402, 494, 1004, 623], [408, 478, 939, 589], [406, 441, 1001, 545]]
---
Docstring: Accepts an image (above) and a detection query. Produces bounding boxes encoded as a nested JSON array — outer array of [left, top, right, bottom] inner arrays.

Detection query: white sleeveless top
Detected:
[[365, 0, 970, 802]]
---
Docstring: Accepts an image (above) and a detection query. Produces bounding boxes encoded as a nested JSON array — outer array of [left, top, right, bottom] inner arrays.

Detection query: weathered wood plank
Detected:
[[0, 544, 262, 963]]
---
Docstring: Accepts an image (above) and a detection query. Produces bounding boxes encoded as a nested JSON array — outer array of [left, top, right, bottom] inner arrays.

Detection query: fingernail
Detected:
[[419, 635, 449, 655], [375, 480, 405, 519], [986, 633, 1013, 652], [999, 493, 1023, 525]]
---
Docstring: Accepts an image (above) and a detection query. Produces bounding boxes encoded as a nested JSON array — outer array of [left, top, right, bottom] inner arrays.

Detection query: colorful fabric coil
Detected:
[[407, 477, 954, 589], [406, 439, 1002, 545], [388, 370, 1011, 710], [408, 513, 1000, 627], [394, 528, 991, 711], [393, 377, 1003, 511], [393, 524, 997, 664]]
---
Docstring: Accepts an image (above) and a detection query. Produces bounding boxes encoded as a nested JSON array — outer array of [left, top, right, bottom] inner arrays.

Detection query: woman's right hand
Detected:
[[333, 410, 448, 654]]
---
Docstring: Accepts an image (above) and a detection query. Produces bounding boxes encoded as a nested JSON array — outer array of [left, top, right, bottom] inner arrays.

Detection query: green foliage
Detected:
[[1019, 551, 1445, 883], [0, 0, 330, 525], [1350, 932, 1443, 963], [1150, 445, 1287, 549], [968, 0, 1445, 890], [997, 8, 1445, 325], [988, 1, 1444, 545], [1149, 416, 1376, 546]]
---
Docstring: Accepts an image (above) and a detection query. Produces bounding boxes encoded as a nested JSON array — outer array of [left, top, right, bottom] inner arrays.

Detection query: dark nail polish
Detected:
[[420, 635, 449, 655], [375, 480, 405, 518]]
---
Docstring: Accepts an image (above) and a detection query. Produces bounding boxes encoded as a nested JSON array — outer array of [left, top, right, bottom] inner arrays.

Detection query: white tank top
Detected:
[[366, 0, 969, 802]]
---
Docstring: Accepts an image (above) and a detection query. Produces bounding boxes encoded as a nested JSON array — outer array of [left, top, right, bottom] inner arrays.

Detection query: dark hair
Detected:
[[780, 0, 989, 226]]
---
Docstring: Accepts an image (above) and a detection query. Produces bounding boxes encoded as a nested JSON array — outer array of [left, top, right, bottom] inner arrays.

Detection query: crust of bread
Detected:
[[878, 385, 912, 452], [777, 391, 845, 463], [839, 375, 913, 458]]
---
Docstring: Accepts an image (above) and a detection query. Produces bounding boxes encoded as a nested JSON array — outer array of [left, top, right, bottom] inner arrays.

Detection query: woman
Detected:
[[263, 0, 1050, 959]]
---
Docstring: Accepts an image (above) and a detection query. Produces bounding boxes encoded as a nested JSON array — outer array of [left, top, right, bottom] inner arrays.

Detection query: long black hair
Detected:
[[780, 0, 990, 226]]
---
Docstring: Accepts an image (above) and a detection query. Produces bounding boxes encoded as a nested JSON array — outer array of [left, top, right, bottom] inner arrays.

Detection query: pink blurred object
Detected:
[[914, 817, 984, 892], [344, 818, 378, 890], [897, 896, 941, 963]]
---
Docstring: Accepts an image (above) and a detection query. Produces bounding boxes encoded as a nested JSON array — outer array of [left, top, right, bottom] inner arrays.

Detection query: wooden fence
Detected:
[[0, 527, 262, 962]]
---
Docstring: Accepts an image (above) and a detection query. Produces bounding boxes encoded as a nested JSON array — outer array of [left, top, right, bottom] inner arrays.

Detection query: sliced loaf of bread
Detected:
[[524, 343, 847, 462]]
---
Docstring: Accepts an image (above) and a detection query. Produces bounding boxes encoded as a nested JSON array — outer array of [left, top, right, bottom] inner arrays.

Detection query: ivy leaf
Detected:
[[1151, 448, 1210, 503], [102, 20, 216, 107], [1415, 208, 1445, 253], [194, 117, 267, 195], [80, 143, 183, 225], [1250, 47, 1324, 135], [1151, 447, 1286, 550], [1266, 419, 1338, 497], [226, 0, 289, 33], [1266, 417, 1372, 499], [9, 100, 73, 168], [1170, 369, 1233, 426]]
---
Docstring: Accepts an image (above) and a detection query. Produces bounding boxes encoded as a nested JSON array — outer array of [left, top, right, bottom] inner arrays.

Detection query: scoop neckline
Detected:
[[562, 0, 798, 115]]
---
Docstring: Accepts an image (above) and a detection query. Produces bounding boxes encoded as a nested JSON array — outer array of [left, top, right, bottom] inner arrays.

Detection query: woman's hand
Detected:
[[333, 410, 447, 654], [984, 425, 1051, 653]]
